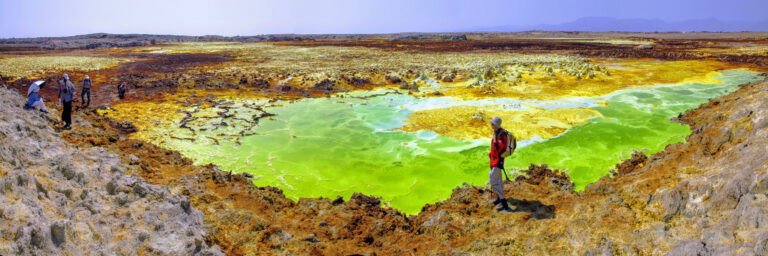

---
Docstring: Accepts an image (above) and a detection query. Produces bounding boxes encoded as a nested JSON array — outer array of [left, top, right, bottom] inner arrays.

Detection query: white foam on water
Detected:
[[276, 174, 295, 191], [414, 130, 439, 140], [517, 136, 546, 148]]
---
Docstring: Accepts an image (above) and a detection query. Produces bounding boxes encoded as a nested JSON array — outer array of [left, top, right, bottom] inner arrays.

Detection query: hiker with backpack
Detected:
[[489, 116, 516, 212], [81, 75, 92, 108], [24, 80, 49, 113], [58, 74, 75, 130]]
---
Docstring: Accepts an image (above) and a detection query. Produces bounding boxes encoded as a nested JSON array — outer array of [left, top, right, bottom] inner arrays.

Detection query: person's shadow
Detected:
[[506, 198, 555, 219]]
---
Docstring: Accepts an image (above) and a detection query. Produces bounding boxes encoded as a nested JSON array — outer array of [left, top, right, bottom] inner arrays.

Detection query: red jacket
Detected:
[[489, 129, 509, 168]]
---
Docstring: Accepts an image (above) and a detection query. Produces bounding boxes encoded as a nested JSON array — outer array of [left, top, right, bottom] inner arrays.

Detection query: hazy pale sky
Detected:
[[1, 0, 767, 38]]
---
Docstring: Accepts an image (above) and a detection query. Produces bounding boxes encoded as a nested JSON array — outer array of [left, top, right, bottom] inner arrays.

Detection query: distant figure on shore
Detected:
[[24, 79, 49, 113], [58, 74, 75, 130], [81, 75, 92, 108], [118, 81, 127, 99], [489, 116, 515, 212]]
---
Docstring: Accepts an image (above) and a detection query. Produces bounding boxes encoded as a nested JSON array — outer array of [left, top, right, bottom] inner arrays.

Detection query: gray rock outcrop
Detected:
[[0, 86, 223, 255]]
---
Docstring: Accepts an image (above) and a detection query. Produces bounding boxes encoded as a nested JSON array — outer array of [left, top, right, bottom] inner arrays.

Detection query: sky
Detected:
[[1, 0, 767, 38]]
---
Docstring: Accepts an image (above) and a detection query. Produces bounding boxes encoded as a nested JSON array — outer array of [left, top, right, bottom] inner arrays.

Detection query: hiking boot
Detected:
[[492, 197, 502, 205], [496, 199, 511, 212]]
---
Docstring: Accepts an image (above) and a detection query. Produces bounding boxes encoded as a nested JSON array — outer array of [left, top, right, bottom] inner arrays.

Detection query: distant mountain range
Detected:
[[469, 17, 768, 32]]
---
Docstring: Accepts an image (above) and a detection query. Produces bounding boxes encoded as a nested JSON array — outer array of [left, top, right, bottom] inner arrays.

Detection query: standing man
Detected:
[[81, 75, 92, 108], [489, 116, 514, 212], [58, 74, 75, 130]]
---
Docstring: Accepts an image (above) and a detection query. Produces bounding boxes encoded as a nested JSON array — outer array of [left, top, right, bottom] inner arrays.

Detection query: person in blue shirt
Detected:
[[24, 80, 49, 113], [81, 75, 92, 108]]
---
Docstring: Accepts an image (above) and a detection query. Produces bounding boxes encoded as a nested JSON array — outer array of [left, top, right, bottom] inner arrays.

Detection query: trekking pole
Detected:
[[502, 167, 510, 181]]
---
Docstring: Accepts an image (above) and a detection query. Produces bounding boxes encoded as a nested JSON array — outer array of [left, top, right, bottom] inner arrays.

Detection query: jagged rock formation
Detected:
[[617, 77, 768, 255], [0, 87, 223, 255]]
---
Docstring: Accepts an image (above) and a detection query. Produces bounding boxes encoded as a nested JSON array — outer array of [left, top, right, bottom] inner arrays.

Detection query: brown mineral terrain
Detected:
[[2, 33, 768, 255]]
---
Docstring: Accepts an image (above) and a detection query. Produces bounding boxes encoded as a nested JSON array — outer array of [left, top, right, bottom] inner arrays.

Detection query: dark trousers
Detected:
[[62, 101, 72, 126], [81, 88, 90, 107]]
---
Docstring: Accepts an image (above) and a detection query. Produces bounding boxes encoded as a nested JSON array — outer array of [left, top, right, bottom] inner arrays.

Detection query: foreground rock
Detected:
[[0, 87, 223, 255]]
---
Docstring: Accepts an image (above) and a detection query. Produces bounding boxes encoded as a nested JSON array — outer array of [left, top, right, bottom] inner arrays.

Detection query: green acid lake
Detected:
[[152, 69, 760, 214]]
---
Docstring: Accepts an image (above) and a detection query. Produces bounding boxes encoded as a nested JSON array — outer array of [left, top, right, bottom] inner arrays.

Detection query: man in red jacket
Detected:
[[489, 116, 512, 211]]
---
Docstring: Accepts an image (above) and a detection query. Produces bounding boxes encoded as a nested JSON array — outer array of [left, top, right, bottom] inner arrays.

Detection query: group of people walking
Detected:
[[24, 73, 127, 130]]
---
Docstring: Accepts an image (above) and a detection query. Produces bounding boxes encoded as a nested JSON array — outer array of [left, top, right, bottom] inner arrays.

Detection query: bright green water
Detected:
[[162, 69, 760, 214]]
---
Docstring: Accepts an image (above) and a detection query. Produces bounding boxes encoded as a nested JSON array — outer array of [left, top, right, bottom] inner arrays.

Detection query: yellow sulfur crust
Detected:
[[433, 59, 738, 101], [396, 105, 603, 141]]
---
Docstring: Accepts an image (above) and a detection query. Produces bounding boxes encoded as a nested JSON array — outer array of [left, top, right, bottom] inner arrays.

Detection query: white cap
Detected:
[[33, 80, 45, 86], [63, 74, 69, 80], [85, 75, 89, 79]]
